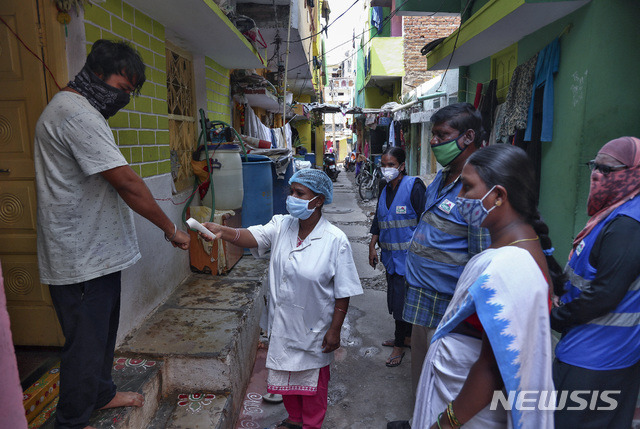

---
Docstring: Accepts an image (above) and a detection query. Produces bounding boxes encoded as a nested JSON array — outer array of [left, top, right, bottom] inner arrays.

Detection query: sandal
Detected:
[[276, 419, 303, 429], [386, 351, 405, 367]]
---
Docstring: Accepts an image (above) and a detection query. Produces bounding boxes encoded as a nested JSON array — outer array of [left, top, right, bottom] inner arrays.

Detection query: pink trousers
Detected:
[[282, 365, 330, 429]]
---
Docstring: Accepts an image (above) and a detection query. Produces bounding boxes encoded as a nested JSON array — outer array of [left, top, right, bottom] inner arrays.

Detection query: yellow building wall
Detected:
[[315, 124, 325, 167], [294, 121, 312, 153], [336, 138, 348, 161]]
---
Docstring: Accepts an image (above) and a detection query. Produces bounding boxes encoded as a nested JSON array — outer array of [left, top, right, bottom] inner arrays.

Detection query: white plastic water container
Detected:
[[200, 144, 244, 210]]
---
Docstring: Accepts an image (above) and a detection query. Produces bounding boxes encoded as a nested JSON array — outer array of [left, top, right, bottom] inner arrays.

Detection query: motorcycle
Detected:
[[343, 153, 356, 172], [323, 153, 340, 182]]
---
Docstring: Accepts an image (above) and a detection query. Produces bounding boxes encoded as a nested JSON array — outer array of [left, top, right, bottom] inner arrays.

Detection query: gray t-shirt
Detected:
[[34, 91, 140, 285]]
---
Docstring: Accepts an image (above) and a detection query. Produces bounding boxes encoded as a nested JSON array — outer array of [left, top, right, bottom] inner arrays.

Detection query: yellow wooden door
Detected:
[[1, 0, 65, 346]]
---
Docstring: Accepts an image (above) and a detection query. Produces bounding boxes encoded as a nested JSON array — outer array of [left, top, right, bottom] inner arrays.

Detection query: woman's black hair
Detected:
[[430, 102, 486, 147], [382, 147, 406, 174], [86, 39, 146, 95], [467, 145, 565, 293]]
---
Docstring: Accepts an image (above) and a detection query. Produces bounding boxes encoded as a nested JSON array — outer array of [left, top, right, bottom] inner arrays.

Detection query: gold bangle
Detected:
[[447, 401, 463, 427]]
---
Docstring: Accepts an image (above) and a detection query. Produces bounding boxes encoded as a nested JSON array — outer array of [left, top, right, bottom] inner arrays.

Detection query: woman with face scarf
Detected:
[[552, 137, 640, 429], [368, 147, 426, 368], [200, 169, 362, 429]]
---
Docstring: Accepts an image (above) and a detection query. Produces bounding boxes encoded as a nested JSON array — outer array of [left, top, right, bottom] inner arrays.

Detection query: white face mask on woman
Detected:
[[381, 167, 400, 182], [286, 195, 318, 220]]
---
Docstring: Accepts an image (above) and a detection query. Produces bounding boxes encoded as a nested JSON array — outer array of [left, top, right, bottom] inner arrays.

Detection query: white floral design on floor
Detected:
[[113, 357, 157, 371], [236, 392, 265, 428], [177, 393, 216, 413]]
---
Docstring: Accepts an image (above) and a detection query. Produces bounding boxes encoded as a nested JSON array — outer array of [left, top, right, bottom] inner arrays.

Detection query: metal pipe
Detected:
[[390, 91, 446, 113]]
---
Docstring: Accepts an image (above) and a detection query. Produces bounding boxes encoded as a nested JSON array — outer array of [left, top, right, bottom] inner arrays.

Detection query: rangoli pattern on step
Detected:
[[177, 393, 216, 413]]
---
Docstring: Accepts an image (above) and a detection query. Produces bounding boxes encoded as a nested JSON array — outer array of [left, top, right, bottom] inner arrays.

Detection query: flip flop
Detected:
[[381, 339, 411, 349], [276, 419, 303, 429], [262, 393, 283, 403], [386, 351, 405, 367]]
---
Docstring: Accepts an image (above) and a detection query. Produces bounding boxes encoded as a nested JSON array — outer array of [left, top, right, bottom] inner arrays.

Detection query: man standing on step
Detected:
[[34, 39, 190, 429], [387, 103, 489, 429]]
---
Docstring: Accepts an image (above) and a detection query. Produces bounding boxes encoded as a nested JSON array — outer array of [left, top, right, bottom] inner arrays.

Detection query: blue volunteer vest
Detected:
[[377, 176, 418, 276], [555, 196, 640, 370], [405, 170, 470, 294]]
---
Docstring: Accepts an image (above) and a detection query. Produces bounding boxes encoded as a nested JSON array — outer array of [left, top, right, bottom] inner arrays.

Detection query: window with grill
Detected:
[[166, 44, 197, 192]]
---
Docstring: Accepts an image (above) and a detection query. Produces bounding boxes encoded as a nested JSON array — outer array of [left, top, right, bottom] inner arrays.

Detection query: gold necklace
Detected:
[[506, 235, 539, 246]]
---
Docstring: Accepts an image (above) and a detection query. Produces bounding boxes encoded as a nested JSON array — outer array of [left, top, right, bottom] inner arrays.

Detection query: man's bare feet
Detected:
[[99, 391, 145, 409]]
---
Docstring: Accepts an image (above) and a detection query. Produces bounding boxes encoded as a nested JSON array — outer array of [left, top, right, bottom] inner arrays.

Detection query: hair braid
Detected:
[[530, 210, 566, 295]]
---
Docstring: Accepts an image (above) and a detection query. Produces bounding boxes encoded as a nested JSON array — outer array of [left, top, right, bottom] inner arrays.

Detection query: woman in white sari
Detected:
[[413, 145, 564, 429]]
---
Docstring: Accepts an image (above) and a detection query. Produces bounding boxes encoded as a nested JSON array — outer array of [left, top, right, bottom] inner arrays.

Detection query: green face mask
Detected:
[[431, 136, 467, 166]]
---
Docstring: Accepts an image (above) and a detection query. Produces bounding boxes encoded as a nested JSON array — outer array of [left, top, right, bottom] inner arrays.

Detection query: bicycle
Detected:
[[358, 163, 383, 201]]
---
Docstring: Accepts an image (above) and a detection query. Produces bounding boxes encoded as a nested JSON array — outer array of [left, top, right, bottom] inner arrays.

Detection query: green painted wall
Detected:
[[370, 37, 404, 77], [465, 0, 640, 261], [204, 57, 231, 124], [84, 0, 169, 178], [355, 44, 366, 108], [364, 86, 391, 108], [369, 7, 391, 39]]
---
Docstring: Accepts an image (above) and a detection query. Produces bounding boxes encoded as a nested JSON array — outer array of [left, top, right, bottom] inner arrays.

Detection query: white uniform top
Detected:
[[34, 91, 140, 285], [248, 214, 363, 371]]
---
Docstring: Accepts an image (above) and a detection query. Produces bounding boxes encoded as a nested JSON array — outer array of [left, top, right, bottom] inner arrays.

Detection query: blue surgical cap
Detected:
[[289, 168, 333, 204]]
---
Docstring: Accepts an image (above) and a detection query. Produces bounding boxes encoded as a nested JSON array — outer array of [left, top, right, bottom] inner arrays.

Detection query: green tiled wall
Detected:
[[205, 57, 231, 124], [84, 0, 169, 178]]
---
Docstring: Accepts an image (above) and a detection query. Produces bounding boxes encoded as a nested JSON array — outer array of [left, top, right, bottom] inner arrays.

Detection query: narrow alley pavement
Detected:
[[234, 168, 415, 429]]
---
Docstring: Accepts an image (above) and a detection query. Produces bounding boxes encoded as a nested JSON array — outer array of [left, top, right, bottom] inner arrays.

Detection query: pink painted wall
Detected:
[[390, 0, 402, 37]]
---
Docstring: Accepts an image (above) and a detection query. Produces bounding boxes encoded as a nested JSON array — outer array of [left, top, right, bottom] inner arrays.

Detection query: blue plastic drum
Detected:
[[304, 153, 316, 167], [241, 155, 273, 228]]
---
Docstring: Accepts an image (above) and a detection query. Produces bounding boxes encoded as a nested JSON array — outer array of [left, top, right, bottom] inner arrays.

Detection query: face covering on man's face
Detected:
[[381, 167, 400, 182], [455, 185, 497, 227], [67, 65, 132, 119], [431, 135, 467, 167], [286, 195, 318, 220]]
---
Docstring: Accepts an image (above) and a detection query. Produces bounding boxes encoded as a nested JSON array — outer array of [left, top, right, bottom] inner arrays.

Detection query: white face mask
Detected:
[[381, 167, 400, 181]]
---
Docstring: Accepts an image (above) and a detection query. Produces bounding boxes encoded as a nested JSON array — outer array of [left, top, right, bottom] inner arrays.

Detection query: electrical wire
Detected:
[[436, 0, 474, 92], [288, 0, 413, 74], [284, 0, 360, 44], [0, 16, 62, 90]]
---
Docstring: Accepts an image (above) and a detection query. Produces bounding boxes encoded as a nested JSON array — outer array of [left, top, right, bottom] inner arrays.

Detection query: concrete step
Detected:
[[118, 256, 268, 428], [36, 357, 162, 429], [32, 257, 267, 429], [148, 392, 232, 428]]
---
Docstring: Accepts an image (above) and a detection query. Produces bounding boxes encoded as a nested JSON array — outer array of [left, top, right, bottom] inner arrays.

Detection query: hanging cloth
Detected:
[[473, 83, 483, 109], [371, 7, 383, 33], [524, 39, 560, 142], [478, 79, 498, 142], [388, 121, 395, 147]]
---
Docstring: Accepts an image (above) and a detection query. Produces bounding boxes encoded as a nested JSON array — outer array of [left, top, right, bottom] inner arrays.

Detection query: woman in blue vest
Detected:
[[552, 136, 640, 429], [369, 147, 426, 367]]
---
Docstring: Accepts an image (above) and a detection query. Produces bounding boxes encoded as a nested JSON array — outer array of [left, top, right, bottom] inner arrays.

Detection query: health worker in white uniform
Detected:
[[200, 168, 362, 429]]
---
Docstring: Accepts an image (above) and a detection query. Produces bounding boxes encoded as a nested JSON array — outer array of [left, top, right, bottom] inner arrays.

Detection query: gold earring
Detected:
[[495, 199, 502, 207]]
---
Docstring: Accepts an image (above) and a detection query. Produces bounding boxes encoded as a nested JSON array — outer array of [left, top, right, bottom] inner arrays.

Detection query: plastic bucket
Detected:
[[273, 158, 294, 215], [242, 155, 273, 228], [200, 144, 244, 210]]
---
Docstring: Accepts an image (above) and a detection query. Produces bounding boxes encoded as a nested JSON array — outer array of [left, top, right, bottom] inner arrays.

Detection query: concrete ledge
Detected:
[[117, 257, 269, 427]]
